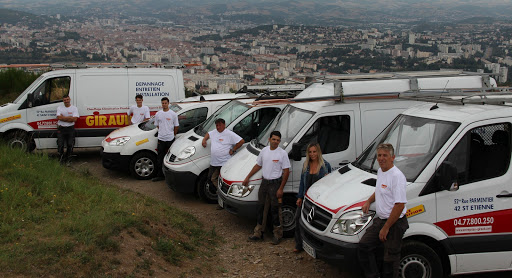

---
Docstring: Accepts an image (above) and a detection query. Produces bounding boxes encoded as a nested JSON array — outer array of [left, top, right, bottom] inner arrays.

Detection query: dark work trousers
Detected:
[[57, 125, 75, 163], [156, 139, 174, 178], [358, 216, 409, 278], [294, 206, 302, 250], [254, 178, 282, 238], [207, 165, 222, 189]]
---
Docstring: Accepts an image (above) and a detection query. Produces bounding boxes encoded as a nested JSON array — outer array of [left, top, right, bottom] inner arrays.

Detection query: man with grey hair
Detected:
[[358, 143, 409, 278]]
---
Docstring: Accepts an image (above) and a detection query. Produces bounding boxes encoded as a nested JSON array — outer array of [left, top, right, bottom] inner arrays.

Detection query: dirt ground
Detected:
[[63, 148, 352, 278], [57, 148, 509, 278]]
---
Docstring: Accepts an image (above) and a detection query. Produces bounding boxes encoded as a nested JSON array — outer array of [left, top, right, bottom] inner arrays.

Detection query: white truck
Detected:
[[300, 90, 512, 277], [218, 71, 496, 237], [0, 67, 185, 151], [101, 93, 255, 179]]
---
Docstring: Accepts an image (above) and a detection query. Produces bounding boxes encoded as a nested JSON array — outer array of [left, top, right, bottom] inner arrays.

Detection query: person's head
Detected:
[[135, 95, 143, 107], [63, 95, 71, 107], [161, 97, 169, 110], [303, 143, 326, 173], [377, 143, 395, 172], [215, 118, 226, 133], [268, 131, 281, 150]]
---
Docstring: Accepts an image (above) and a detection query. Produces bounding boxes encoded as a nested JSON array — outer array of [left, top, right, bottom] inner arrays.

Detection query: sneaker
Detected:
[[152, 176, 164, 182], [248, 235, 263, 241], [271, 236, 281, 245]]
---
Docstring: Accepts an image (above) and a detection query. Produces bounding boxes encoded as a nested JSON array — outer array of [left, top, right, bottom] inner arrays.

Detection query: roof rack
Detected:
[[399, 87, 512, 106], [49, 62, 185, 69], [236, 84, 306, 100]]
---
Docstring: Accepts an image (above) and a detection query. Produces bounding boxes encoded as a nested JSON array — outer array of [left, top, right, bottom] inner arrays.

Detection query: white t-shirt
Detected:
[[155, 109, 179, 141], [56, 105, 79, 127], [128, 105, 150, 124], [256, 146, 291, 180], [208, 129, 243, 167], [375, 166, 407, 219]]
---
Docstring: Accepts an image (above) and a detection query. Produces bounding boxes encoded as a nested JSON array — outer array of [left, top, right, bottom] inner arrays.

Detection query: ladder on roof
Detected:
[[399, 87, 512, 106]]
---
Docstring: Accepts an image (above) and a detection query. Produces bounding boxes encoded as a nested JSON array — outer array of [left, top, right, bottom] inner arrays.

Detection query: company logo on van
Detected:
[[0, 114, 21, 123]]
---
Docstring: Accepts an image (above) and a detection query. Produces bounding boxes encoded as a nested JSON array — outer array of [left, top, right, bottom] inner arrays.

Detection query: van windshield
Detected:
[[353, 115, 459, 182], [194, 100, 250, 137], [256, 105, 314, 149]]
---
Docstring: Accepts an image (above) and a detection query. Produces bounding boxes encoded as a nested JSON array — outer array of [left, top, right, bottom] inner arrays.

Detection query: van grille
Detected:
[[220, 179, 229, 194], [169, 154, 176, 162], [302, 198, 332, 232]]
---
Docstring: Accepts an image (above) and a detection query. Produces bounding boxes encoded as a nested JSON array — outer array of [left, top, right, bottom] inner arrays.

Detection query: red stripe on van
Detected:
[[434, 209, 512, 236], [305, 192, 346, 214]]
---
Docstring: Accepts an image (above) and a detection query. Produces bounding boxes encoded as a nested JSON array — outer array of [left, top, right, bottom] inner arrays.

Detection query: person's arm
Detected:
[[174, 126, 179, 136], [379, 203, 405, 242], [202, 133, 210, 148], [229, 139, 245, 155], [362, 192, 375, 214], [276, 168, 290, 199], [242, 164, 262, 186]]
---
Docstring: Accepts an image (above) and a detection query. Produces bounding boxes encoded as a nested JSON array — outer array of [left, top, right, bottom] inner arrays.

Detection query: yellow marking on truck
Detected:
[[136, 138, 149, 146], [0, 114, 21, 123], [406, 204, 425, 218]]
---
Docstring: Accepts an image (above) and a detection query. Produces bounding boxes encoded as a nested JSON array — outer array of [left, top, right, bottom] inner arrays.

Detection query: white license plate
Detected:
[[303, 240, 316, 259], [218, 197, 224, 208]]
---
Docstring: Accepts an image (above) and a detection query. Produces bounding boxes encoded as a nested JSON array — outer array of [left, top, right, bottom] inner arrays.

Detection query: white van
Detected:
[[218, 71, 496, 237], [163, 85, 306, 203], [101, 93, 254, 179], [0, 67, 184, 151], [300, 92, 512, 277]]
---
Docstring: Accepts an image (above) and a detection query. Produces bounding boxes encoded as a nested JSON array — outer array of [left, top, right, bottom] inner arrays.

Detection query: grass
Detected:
[[0, 144, 218, 276]]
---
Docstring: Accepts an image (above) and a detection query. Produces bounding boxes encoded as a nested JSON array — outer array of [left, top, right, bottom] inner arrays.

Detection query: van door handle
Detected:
[[339, 160, 349, 166], [496, 193, 512, 198]]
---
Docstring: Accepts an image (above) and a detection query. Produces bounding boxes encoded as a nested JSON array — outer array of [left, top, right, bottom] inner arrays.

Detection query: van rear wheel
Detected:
[[197, 173, 218, 204], [130, 151, 157, 180], [399, 241, 443, 278]]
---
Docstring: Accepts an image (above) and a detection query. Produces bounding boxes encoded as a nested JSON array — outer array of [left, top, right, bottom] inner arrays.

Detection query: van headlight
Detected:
[[228, 184, 255, 198], [176, 146, 195, 161], [107, 136, 131, 146], [331, 210, 375, 235]]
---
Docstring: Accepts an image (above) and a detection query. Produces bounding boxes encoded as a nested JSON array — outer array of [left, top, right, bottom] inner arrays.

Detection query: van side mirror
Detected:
[[437, 161, 458, 191], [27, 93, 34, 108], [289, 143, 303, 161]]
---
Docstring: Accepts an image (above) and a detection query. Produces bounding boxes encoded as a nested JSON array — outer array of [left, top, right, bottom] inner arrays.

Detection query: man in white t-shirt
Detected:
[[56, 95, 79, 165], [152, 97, 179, 182], [243, 131, 291, 245], [127, 94, 150, 124], [202, 118, 244, 206], [359, 143, 409, 278]]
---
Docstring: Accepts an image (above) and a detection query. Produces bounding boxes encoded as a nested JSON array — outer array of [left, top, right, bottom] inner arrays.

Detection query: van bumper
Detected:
[[102, 151, 130, 170], [218, 192, 258, 219], [300, 219, 359, 268], [164, 166, 197, 194]]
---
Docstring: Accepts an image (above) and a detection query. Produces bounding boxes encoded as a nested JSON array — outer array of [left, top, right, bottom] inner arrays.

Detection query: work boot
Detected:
[[271, 236, 281, 245]]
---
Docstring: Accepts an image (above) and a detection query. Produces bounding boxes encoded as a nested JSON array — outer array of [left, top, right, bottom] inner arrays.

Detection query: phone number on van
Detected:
[[454, 217, 494, 226]]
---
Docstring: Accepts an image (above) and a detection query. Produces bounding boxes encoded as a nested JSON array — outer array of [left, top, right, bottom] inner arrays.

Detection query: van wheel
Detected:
[[6, 131, 35, 152], [130, 151, 157, 180], [197, 172, 217, 204], [282, 195, 297, 238], [399, 241, 443, 278]]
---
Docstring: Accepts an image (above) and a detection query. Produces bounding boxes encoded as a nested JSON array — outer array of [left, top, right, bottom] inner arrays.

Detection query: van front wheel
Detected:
[[281, 195, 297, 238], [6, 131, 35, 152], [197, 173, 218, 204], [399, 241, 443, 278], [130, 151, 157, 180]]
